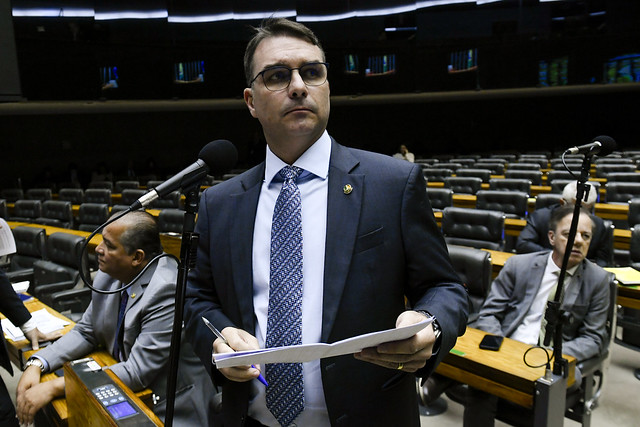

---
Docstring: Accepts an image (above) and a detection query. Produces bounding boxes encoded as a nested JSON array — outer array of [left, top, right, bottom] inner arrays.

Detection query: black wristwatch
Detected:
[[25, 357, 45, 373]]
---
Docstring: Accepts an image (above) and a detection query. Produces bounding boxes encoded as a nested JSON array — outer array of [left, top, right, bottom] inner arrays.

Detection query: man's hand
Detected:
[[354, 310, 436, 372], [213, 327, 263, 383], [16, 376, 64, 425], [23, 328, 63, 350]]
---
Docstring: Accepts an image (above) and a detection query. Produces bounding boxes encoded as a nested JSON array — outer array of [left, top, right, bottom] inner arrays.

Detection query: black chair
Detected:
[[490, 154, 517, 162], [83, 188, 112, 205], [606, 172, 640, 182], [146, 180, 164, 189], [437, 162, 465, 172], [426, 188, 453, 212], [504, 170, 543, 186], [456, 168, 493, 183], [423, 168, 454, 182], [88, 181, 114, 190], [35, 200, 74, 228], [0, 199, 6, 219], [1, 189, 24, 203], [446, 245, 492, 320], [58, 188, 84, 205], [596, 164, 636, 179], [476, 190, 528, 219], [488, 178, 531, 195], [114, 180, 140, 193], [31, 232, 90, 317], [415, 159, 439, 166], [628, 198, 640, 230], [477, 158, 507, 165], [452, 158, 476, 168], [4, 226, 47, 282], [77, 203, 110, 232], [596, 157, 633, 165], [9, 200, 42, 222], [111, 189, 149, 211], [443, 177, 483, 195], [534, 193, 562, 210], [605, 182, 640, 203], [158, 209, 186, 234], [472, 162, 505, 175], [550, 160, 582, 171], [150, 191, 182, 210], [508, 163, 541, 171], [516, 158, 548, 168], [442, 207, 505, 251], [25, 188, 52, 201], [547, 170, 578, 182]]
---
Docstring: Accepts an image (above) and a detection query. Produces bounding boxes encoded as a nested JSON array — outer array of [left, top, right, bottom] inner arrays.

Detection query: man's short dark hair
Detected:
[[244, 18, 325, 86], [118, 211, 163, 259], [549, 205, 595, 233]]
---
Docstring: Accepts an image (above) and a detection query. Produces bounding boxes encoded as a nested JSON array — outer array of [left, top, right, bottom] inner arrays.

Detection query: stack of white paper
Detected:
[[0, 219, 16, 257], [1, 308, 70, 341]]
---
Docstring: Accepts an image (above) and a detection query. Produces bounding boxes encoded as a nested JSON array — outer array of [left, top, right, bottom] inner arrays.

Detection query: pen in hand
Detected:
[[201, 316, 269, 387]]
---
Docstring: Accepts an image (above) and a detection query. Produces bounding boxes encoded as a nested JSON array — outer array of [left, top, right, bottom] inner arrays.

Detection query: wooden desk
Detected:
[[436, 327, 576, 409], [617, 285, 640, 310]]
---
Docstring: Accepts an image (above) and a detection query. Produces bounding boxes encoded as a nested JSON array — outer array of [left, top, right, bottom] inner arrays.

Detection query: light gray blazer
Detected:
[[35, 255, 217, 426], [474, 251, 612, 361]]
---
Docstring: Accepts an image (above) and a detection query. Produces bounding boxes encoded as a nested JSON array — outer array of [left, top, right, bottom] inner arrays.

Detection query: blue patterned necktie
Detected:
[[113, 289, 128, 362], [266, 165, 304, 427]]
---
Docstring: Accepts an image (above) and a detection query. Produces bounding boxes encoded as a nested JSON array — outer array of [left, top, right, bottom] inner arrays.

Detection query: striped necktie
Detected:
[[265, 165, 304, 426]]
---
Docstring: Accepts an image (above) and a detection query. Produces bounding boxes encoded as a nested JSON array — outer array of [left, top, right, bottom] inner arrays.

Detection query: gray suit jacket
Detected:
[[474, 251, 612, 361], [184, 139, 469, 426], [35, 256, 217, 426]]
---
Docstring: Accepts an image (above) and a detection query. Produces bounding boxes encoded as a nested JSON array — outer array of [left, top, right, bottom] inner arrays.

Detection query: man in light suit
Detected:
[[184, 18, 468, 426], [16, 211, 216, 426], [464, 205, 613, 426]]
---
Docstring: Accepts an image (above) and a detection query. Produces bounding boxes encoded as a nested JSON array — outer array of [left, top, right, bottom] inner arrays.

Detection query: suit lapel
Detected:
[[230, 165, 264, 333], [322, 141, 363, 342]]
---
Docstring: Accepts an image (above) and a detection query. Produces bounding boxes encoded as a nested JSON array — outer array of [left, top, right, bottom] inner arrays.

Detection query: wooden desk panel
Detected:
[[436, 327, 576, 409]]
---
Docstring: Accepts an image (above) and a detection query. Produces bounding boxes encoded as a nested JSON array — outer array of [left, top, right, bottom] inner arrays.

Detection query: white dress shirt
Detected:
[[249, 131, 332, 426]]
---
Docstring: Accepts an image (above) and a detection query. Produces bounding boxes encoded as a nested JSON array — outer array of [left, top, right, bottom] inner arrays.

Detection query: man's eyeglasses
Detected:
[[250, 62, 329, 92]]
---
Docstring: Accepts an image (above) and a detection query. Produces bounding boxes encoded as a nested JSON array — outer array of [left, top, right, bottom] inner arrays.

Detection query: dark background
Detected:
[[1, 0, 639, 188]]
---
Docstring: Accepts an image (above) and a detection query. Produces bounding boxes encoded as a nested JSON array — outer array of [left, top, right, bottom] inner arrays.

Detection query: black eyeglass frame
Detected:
[[249, 62, 330, 91]]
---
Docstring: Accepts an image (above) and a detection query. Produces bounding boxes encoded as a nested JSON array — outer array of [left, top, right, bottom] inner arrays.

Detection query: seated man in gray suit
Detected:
[[15, 211, 216, 426], [463, 205, 613, 426]]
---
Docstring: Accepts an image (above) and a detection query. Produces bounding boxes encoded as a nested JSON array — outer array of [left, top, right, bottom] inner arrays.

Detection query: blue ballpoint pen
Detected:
[[201, 316, 269, 387]]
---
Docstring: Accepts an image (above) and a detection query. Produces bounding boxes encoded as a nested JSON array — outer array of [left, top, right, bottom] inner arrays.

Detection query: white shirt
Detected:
[[249, 131, 331, 427], [511, 252, 578, 345]]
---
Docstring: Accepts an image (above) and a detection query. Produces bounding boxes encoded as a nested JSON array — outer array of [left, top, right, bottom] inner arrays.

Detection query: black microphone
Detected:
[[131, 139, 238, 210], [564, 135, 616, 156]]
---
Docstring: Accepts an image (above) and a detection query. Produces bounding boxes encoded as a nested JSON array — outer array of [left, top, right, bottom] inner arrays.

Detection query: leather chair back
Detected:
[[456, 168, 493, 183], [83, 188, 112, 205], [628, 198, 640, 229], [32, 232, 86, 288], [88, 181, 114, 190], [78, 203, 109, 232], [473, 162, 504, 175], [504, 170, 543, 186], [426, 188, 453, 211], [26, 188, 52, 201], [9, 226, 47, 270], [158, 209, 186, 234], [120, 189, 148, 206], [534, 193, 562, 210], [38, 200, 73, 228], [508, 163, 540, 171], [605, 182, 640, 203], [606, 172, 640, 182], [1, 188, 24, 202], [444, 177, 483, 195], [436, 162, 464, 172], [0, 199, 6, 219], [11, 200, 42, 221], [114, 180, 140, 193], [476, 190, 528, 219], [423, 168, 454, 182], [596, 164, 636, 178], [488, 178, 531, 195], [442, 207, 505, 251], [447, 245, 492, 317], [150, 191, 182, 209], [59, 188, 85, 204]]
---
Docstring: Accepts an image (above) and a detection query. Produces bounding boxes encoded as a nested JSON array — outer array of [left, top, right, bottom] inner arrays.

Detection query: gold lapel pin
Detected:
[[343, 184, 353, 195], [130, 293, 136, 299]]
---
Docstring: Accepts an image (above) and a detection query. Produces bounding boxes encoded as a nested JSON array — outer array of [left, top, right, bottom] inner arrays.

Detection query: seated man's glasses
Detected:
[[250, 62, 329, 92]]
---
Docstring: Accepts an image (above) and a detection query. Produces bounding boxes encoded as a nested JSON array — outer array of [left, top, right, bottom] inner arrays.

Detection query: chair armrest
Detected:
[[5, 269, 34, 283], [577, 354, 606, 377], [50, 287, 92, 315], [51, 287, 91, 302], [33, 281, 76, 298]]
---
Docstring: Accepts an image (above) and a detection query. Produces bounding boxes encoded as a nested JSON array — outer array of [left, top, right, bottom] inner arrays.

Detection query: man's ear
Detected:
[[244, 88, 257, 118], [131, 249, 146, 267], [548, 230, 555, 247]]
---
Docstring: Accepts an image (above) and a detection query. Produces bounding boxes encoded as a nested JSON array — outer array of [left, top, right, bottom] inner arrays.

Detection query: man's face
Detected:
[[243, 35, 330, 162], [548, 212, 594, 269], [95, 221, 137, 282]]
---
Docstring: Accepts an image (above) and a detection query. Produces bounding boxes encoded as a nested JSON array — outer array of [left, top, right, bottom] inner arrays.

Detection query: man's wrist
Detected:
[[25, 357, 45, 373], [415, 310, 442, 355]]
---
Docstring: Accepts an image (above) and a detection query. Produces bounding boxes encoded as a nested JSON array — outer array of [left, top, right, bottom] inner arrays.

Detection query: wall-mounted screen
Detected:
[[604, 53, 640, 84], [365, 54, 396, 77], [174, 60, 205, 84], [538, 57, 568, 86], [345, 54, 359, 74], [100, 66, 119, 90], [448, 49, 478, 73]]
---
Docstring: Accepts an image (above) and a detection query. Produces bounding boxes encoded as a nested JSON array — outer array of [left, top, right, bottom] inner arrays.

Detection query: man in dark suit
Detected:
[[516, 181, 613, 266], [0, 269, 59, 427], [183, 18, 468, 426]]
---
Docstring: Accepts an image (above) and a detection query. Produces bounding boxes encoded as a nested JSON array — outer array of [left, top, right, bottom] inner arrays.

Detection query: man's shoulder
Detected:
[[333, 141, 418, 177], [505, 251, 548, 267]]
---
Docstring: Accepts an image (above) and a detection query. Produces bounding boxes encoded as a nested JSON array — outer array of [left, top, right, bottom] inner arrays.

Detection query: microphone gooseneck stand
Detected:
[[542, 150, 595, 378], [164, 182, 201, 427]]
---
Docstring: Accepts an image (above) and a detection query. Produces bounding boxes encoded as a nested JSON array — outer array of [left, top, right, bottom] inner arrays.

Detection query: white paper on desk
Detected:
[[0, 218, 16, 257], [214, 317, 433, 368], [1, 308, 70, 341]]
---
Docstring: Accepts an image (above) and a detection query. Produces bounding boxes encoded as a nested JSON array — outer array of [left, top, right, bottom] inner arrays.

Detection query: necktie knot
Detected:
[[279, 165, 303, 182]]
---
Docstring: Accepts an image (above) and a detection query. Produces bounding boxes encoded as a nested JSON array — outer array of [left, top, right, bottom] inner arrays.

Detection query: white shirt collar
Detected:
[[264, 130, 331, 186], [546, 251, 580, 277]]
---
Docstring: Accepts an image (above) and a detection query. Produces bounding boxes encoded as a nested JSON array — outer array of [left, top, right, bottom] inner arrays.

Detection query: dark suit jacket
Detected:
[[184, 139, 468, 426], [0, 271, 31, 376], [515, 204, 613, 267]]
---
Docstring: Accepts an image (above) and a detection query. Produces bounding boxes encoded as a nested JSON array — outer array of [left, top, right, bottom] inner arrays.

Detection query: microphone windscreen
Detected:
[[592, 135, 616, 157], [199, 139, 238, 175]]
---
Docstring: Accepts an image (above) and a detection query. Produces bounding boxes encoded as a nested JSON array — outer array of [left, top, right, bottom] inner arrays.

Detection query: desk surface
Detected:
[[436, 327, 576, 409]]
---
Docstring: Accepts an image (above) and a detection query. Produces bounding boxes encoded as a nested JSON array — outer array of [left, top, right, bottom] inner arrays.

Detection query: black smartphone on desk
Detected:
[[479, 334, 504, 351]]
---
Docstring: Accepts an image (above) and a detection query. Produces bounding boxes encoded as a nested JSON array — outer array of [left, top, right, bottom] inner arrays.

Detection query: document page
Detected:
[[0, 218, 16, 257], [214, 317, 433, 368]]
